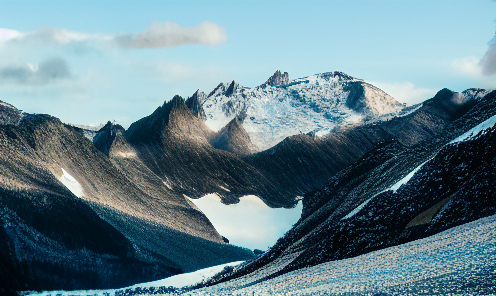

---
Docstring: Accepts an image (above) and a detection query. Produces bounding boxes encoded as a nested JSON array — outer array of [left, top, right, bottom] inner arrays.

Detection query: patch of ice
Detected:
[[189, 194, 302, 250], [59, 168, 84, 198]]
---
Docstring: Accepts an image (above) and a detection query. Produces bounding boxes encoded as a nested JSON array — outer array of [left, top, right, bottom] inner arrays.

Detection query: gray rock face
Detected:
[[211, 117, 254, 155], [0, 100, 22, 125], [260, 70, 289, 87], [186, 90, 207, 120]]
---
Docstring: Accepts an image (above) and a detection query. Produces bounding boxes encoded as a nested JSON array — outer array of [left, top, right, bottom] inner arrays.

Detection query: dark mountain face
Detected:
[[260, 70, 289, 87], [0, 109, 253, 292], [200, 89, 496, 287]]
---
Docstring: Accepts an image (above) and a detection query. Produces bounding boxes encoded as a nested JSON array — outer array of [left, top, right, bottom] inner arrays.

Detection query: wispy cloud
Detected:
[[367, 81, 437, 105], [116, 21, 227, 48], [480, 34, 496, 76], [451, 56, 484, 77], [0, 57, 72, 85], [0, 21, 227, 49]]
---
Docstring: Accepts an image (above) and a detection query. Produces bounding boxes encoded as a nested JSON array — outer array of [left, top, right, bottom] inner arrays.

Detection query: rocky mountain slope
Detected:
[[199, 88, 496, 289], [104, 79, 485, 209], [0, 102, 253, 295]]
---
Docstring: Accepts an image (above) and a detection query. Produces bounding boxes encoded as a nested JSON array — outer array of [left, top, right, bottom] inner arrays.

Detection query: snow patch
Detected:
[[188, 194, 302, 250], [450, 114, 496, 144], [59, 168, 84, 198], [130, 261, 244, 289], [389, 158, 432, 193], [24, 261, 244, 296], [342, 195, 377, 220], [342, 157, 433, 220]]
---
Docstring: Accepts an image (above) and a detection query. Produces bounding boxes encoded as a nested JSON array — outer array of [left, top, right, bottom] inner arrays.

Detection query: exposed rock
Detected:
[[261, 70, 289, 87], [186, 90, 207, 120], [211, 117, 254, 155], [93, 121, 125, 155], [0, 100, 22, 125]]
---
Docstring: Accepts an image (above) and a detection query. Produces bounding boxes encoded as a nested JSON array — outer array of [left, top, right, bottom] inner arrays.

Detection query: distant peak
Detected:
[[225, 80, 239, 97], [261, 70, 289, 87], [317, 71, 357, 82]]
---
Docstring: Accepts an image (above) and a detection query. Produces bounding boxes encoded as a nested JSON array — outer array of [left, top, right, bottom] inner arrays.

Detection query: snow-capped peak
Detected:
[[198, 71, 405, 151]]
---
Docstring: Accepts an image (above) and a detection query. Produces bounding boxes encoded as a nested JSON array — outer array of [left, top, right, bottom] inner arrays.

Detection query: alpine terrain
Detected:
[[0, 70, 495, 295]]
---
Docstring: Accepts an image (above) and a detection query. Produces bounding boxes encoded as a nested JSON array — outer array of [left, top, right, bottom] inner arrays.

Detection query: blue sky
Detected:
[[0, 0, 495, 127]]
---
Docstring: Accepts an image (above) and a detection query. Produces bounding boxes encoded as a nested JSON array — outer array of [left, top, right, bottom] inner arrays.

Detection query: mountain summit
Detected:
[[261, 70, 289, 87], [196, 71, 405, 150]]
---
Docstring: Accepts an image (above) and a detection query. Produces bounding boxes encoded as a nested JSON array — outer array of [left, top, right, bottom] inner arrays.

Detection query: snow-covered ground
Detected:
[[188, 194, 302, 250], [58, 168, 84, 198], [189, 214, 496, 295], [23, 214, 496, 295], [24, 261, 245, 296]]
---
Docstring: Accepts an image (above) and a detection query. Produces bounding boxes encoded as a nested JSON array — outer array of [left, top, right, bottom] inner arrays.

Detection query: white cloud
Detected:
[[367, 81, 437, 105], [115, 21, 227, 48], [0, 21, 227, 49], [0, 27, 112, 46], [0, 57, 72, 85], [451, 56, 483, 77], [0, 28, 22, 42], [448, 56, 496, 89], [480, 35, 496, 76]]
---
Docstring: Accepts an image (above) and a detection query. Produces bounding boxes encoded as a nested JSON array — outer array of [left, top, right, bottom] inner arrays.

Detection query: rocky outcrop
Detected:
[[211, 117, 254, 155], [261, 70, 289, 87], [0, 100, 22, 125], [93, 121, 125, 155], [186, 90, 207, 120]]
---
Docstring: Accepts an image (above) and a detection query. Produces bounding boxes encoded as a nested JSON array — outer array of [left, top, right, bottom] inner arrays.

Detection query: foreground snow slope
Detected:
[[190, 214, 496, 295], [27, 214, 496, 295]]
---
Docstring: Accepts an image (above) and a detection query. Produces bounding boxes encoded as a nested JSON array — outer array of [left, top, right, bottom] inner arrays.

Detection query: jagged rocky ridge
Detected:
[[96, 81, 486, 208]]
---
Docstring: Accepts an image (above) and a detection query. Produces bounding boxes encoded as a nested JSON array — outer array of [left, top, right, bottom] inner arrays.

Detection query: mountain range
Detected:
[[0, 70, 495, 295]]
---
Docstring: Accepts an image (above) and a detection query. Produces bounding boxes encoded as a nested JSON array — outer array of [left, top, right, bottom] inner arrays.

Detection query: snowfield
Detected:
[[25, 214, 496, 295], [58, 168, 84, 198]]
